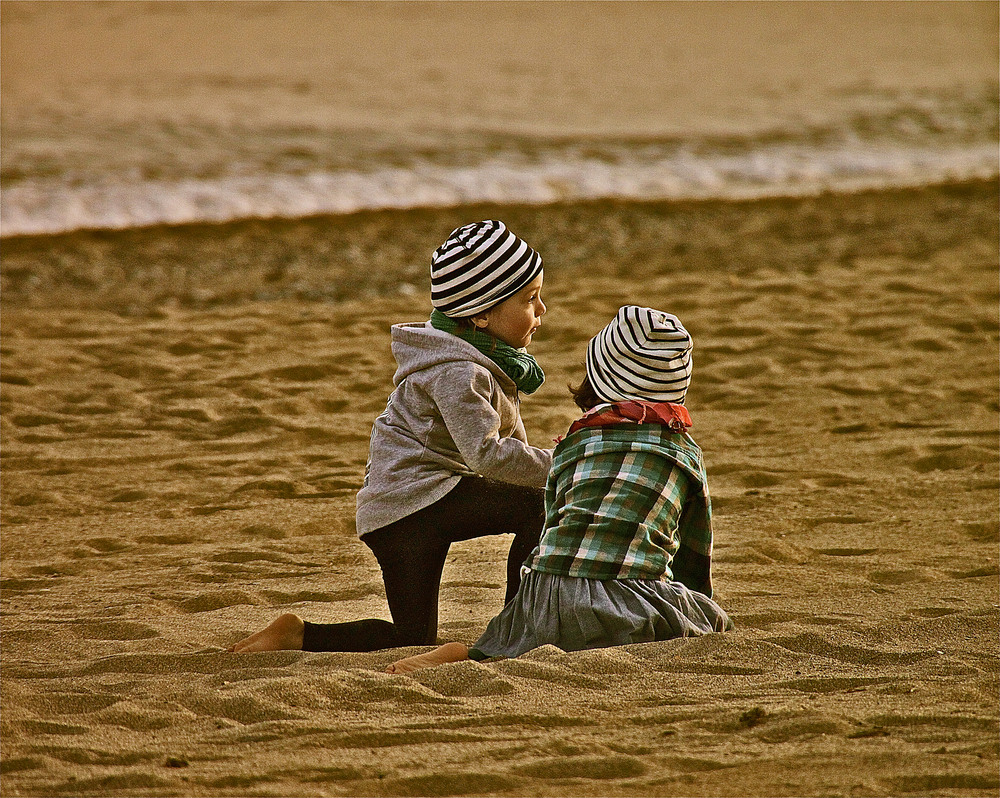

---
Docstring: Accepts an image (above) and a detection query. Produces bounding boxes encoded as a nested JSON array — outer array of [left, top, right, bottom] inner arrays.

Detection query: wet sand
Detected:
[[2, 180, 998, 796]]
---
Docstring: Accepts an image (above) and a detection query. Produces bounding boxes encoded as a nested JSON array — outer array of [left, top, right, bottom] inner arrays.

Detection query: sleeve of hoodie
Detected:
[[429, 362, 552, 488]]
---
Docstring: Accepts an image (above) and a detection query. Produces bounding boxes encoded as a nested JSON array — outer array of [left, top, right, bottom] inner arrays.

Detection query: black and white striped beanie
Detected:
[[430, 220, 543, 318], [586, 306, 694, 404]]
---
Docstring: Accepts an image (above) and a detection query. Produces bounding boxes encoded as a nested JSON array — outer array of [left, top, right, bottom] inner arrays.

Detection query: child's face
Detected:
[[476, 274, 546, 349]]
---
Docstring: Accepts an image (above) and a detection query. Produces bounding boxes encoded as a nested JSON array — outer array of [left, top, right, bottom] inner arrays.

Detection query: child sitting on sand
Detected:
[[387, 305, 732, 673], [232, 220, 552, 653]]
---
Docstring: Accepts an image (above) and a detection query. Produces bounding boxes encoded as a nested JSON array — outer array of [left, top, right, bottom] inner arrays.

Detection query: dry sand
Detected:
[[1, 180, 998, 796]]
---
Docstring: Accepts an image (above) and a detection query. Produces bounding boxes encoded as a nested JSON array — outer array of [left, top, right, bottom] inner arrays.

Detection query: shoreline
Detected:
[[2, 178, 997, 314], [4, 175, 997, 243]]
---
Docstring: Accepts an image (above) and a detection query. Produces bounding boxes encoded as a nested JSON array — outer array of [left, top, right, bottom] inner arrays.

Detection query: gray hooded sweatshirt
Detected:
[[355, 322, 553, 538]]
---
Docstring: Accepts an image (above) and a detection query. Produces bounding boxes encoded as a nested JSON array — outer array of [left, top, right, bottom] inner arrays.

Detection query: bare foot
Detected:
[[386, 642, 470, 674], [229, 613, 305, 653]]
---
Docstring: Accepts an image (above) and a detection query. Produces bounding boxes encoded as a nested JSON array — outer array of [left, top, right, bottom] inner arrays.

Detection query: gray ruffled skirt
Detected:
[[471, 568, 732, 660]]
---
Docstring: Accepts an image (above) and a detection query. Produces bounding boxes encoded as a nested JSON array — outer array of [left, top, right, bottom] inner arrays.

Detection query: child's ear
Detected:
[[470, 313, 490, 330]]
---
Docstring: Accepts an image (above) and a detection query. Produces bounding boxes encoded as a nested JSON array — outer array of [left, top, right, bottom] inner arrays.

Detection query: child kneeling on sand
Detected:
[[388, 306, 732, 673], [232, 220, 552, 654]]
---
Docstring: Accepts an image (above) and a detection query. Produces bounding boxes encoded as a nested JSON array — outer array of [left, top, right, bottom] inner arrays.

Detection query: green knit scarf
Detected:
[[430, 309, 545, 395]]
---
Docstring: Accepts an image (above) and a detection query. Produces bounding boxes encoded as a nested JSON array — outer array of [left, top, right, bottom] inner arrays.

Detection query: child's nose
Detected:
[[537, 298, 546, 316]]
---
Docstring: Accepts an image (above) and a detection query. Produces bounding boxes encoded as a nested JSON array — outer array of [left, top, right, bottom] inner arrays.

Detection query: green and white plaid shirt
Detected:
[[528, 425, 715, 596]]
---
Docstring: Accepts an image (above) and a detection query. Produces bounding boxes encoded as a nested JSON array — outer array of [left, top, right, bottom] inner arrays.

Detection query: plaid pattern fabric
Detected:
[[528, 425, 715, 596]]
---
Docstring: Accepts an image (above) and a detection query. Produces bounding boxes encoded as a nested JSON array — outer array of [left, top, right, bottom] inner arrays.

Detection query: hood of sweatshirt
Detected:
[[389, 322, 517, 392]]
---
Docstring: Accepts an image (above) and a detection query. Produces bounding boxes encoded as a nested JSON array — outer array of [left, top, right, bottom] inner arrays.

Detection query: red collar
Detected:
[[559, 400, 692, 442]]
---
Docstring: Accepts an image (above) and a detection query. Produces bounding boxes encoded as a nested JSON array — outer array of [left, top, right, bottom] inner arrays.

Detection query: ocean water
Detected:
[[1, 1, 997, 238]]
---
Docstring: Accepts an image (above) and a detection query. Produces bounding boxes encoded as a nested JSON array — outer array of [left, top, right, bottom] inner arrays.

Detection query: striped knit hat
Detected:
[[430, 220, 543, 318], [586, 306, 694, 404]]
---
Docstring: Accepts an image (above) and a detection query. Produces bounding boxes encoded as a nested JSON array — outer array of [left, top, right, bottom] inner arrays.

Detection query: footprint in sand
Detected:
[[907, 607, 960, 618], [0, 373, 34, 387], [910, 445, 998, 473], [208, 549, 292, 564], [775, 676, 897, 694], [815, 547, 878, 557], [158, 406, 217, 423], [43, 746, 156, 766], [753, 713, 853, 744], [262, 363, 351, 382], [0, 577, 60, 593], [865, 713, 998, 734], [879, 443, 999, 473], [329, 728, 490, 749], [237, 523, 287, 540], [729, 610, 810, 630], [516, 754, 647, 780], [48, 773, 173, 793], [908, 336, 957, 352], [869, 568, 936, 585], [888, 775, 1000, 795], [109, 489, 149, 503], [83, 537, 133, 554], [172, 689, 304, 725], [10, 412, 64, 428], [100, 358, 177, 383], [715, 540, 808, 565], [33, 690, 121, 715], [492, 659, 606, 689], [830, 422, 876, 435], [800, 471, 867, 487], [0, 757, 44, 775], [75, 620, 159, 641], [6, 490, 64, 507], [174, 589, 258, 613], [819, 378, 882, 398], [17, 720, 90, 736], [257, 589, 344, 604], [211, 413, 279, 438], [76, 651, 301, 677], [231, 478, 301, 497], [946, 564, 1000, 580], [135, 533, 197, 545], [405, 661, 517, 698], [324, 671, 459, 707], [90, 703, 180, 732], [55, 400, 117, 417], [381, 774, 524, 796], [769, 632, 936, 666], [802, 515, 874, 528]]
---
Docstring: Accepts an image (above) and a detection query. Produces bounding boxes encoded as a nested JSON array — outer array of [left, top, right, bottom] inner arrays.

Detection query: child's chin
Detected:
[[501, 331, 534, 348]]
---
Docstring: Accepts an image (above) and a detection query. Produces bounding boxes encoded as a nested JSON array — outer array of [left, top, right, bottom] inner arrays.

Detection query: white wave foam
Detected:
[[2, 143, 997, 237]]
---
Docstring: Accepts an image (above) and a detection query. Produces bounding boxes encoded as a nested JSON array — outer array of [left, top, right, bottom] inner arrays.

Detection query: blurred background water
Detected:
[[1, 1, 997, 237]]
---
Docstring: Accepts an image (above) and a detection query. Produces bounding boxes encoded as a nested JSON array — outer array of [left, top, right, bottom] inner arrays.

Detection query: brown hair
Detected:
[[450, 315, 501, 352], [568, 374, 602, 412]]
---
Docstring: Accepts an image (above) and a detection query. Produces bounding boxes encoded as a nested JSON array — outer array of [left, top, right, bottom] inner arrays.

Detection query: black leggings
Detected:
[[301, 477, 545, 652]]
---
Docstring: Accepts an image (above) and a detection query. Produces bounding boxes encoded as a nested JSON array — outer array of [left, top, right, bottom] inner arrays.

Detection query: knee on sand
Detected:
[[230, 613, 304, 652], [386, 642, 470, 673]]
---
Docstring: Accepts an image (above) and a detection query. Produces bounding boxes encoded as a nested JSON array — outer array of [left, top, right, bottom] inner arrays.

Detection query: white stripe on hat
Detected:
[[431, 220, 543, 317], [586, 306, 693, 403]]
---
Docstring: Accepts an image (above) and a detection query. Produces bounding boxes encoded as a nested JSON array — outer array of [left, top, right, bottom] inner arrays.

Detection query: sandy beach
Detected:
[[1, 179, 997, 796]]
